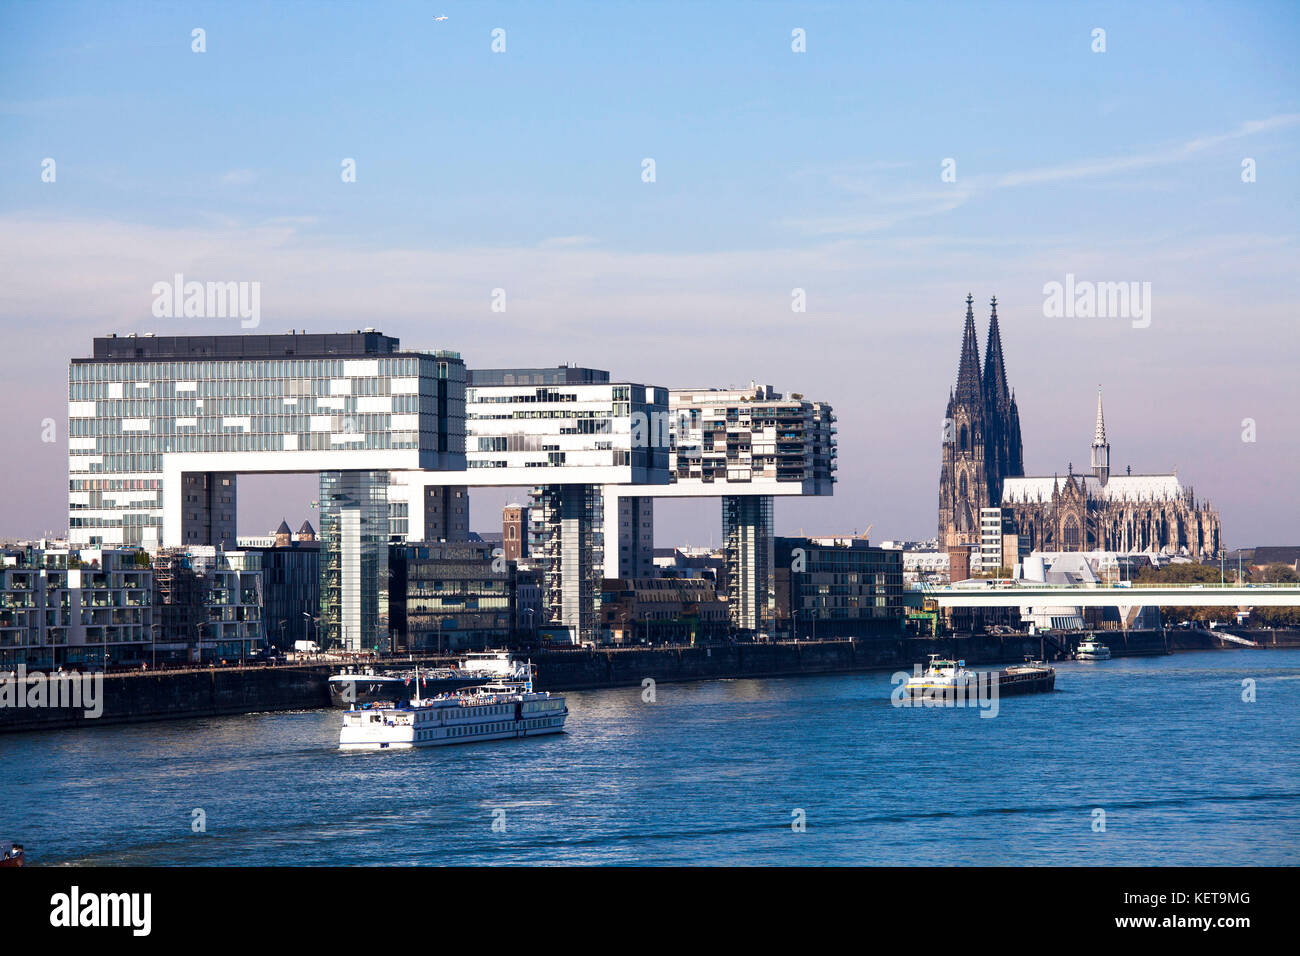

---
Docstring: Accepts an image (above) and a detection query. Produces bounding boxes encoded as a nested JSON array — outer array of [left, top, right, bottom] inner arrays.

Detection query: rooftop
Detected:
[[468, 365, 610, 386], [76, 331, 462, 364]]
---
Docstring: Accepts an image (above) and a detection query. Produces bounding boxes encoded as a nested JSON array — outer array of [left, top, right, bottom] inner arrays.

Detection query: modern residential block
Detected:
[[0, 547, 152, 670], [773, 536, 904, 640]]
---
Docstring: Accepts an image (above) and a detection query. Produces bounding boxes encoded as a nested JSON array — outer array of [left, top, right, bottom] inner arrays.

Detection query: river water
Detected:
[[5, 649, 1297, 865]]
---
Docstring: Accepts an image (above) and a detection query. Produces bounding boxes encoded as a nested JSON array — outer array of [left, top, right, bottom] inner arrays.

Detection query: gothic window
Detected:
[[960, 424, 969, 452], [959, 473, 967, 498], [1063, 515, 1080, 550]]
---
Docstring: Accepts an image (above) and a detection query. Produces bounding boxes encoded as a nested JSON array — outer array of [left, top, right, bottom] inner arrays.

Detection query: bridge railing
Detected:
[[919, 581, 1296, 592]]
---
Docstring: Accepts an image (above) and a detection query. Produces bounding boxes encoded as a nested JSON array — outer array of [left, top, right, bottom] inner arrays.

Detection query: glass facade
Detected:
[[530, 483, 604, 642], [319, 471, 390, 653], [390, 542, 514, 652], [774, 537, 905, 638], [723, 495, 775, 634]]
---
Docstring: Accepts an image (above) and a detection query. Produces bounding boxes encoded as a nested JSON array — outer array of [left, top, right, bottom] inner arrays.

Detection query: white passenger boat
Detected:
[[338, 663, 567, 751], [1075, 636, 1112, 661]]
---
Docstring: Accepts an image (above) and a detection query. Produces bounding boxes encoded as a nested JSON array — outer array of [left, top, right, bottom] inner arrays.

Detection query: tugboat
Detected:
[[904, 655, 1055, 700], [339, 662, 567, 750], [1075, 635, 1112, 661]]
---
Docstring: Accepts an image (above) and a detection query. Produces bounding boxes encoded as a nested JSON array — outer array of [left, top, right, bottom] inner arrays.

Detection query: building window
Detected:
[[1063, 516, 1080, 550]]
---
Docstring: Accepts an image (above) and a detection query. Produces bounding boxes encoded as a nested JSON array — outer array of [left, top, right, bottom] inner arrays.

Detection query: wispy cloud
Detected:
[[220, 169, 258, 186], [790, 114, 1300, 236], [539, 235, 598, 248], [996, 114, 1300, 187]]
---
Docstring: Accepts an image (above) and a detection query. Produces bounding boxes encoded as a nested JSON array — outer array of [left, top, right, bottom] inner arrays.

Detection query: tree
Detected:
[[1254, 563, 1299, 584], [1247, 563, 1300, 626], [1135, 563, 1224, 625]]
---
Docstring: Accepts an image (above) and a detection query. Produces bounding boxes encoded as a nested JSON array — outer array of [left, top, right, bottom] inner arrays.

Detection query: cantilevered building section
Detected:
[[605, 384, 837, 635], [389, 366, 671, 642], [68, 331, 467, 654], [69, 331, 465, 550], [668, 385, 836, 493]]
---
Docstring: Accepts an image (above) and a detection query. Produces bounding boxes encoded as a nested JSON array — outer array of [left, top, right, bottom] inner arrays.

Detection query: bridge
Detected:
[[923, 582, 1300, 608]]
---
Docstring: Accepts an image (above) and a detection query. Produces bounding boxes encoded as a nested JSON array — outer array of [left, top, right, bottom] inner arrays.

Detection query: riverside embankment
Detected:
[[2, 628, 1294, 733]]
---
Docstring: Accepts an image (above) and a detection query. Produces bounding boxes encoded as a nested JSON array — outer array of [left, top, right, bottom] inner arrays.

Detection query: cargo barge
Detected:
[[903, 655, 1056, 700]]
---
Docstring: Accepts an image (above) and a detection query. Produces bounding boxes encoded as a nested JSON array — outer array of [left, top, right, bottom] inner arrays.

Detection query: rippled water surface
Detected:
[[4, 649, 1297, 865]]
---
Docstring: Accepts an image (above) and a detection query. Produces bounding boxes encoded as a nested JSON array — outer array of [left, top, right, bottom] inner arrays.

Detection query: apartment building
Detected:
[[0, 547, 152, 670]]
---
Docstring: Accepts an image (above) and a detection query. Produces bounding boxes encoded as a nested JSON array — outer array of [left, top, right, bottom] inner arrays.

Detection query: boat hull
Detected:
[[339, 718, 567, 751]]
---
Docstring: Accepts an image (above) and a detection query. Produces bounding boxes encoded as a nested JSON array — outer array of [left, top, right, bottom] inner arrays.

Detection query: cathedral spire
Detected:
[[983, 295, 1010, 405], [954, 293, 982, 404], [1093, 386, 1107, 445], [1090, 385, 1110, 484]]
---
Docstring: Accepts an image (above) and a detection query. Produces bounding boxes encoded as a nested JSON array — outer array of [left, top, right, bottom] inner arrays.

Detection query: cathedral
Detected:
[[938, 295, 1221, 560]]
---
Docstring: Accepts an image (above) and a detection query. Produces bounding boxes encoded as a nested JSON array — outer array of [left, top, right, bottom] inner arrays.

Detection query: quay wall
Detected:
[[0, 666, 329, 734], [525, 629, 1175, 691]]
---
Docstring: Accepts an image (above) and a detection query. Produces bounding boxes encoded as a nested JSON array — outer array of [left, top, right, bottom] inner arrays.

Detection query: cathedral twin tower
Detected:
[[938, 294, 1023, 546], [937, 294, 1222, 560]]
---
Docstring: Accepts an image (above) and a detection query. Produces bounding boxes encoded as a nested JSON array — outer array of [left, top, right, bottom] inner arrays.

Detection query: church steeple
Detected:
[[954, 293, 983, 404], [983, 295, 1010, 405], [1090, 386, 1110, 484], [939, 294, 989, 547], [981, 295, 1023, 506]]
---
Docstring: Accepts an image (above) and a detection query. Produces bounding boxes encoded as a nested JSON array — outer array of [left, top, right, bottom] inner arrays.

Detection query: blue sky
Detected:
[[1, 1, 1297, 547]]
